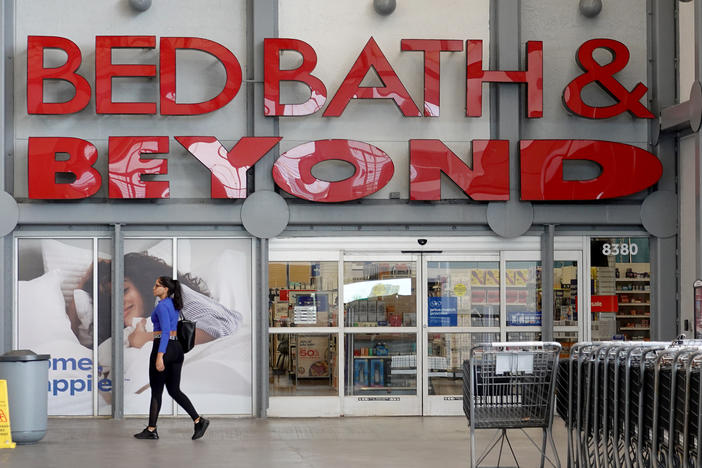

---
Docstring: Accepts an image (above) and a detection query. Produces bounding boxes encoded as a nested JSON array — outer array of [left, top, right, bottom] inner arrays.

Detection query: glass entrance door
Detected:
[[342, 255, 421, 416], [422, 250, 583, 416], [553, 252, 583, 357], [422, 256, 500, 415], [268, 240, 585, 417]]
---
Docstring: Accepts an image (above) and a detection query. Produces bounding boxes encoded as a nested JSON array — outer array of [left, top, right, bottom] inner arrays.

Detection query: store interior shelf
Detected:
[[390, 369, 417, 375], [620, 327, 651, 330], [616, 290, 649, 293], [354, 355, 392, 359], [618, 303, 650, 306], [616, 315, 650, 318], [616, 278, 649, 282]]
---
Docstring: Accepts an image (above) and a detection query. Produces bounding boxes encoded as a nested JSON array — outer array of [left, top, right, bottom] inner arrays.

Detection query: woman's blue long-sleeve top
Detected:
[[151, 297, 179, 354]]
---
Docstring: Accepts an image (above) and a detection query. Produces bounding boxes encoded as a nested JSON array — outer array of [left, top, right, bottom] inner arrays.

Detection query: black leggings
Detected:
[[148, 338, 199, 427]]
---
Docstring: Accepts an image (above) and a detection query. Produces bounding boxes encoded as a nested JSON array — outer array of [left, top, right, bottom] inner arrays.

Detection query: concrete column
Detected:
[[252, 0, 278, 192], [0, 0, 13, 353], [695, 0, 702, 284], [255, 238, 269, 418], [648, 0, 678, 340], [541, 225, 554, 341], [111, 224, 124, 419]]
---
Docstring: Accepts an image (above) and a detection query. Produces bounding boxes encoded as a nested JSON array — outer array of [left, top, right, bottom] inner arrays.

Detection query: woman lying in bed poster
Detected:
[[76, 252, 243, 350]]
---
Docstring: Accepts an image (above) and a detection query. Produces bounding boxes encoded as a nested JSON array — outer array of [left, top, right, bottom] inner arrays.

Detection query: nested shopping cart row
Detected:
[[557, 340, 702, 468]]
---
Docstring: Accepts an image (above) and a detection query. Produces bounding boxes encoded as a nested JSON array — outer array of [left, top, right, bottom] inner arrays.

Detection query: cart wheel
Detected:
[[688, 454, 697, 468], [656, 450, 667, 468]]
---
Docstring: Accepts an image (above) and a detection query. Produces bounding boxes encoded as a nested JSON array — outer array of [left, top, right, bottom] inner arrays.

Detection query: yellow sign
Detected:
[[453, 283, 467, 296], [0, 380, 15, 448]]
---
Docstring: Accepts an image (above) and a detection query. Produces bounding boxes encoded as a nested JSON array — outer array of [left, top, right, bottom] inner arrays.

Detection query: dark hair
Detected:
[[157, 276, 183, 310]]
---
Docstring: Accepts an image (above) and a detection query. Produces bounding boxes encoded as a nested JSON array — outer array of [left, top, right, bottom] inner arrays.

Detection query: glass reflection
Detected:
[[505, 261, 542, 327], [427, 332, 497, 395], [427, 261, 500, 327], [344, 261, 416, 327], [273, 140, 394, 202], [108, 137, 169, 199]]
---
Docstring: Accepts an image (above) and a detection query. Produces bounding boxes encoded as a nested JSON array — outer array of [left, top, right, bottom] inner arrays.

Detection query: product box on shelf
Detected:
[[471, 289, 487, 304], [370, 359, 385, 387], [358, 300, 368, 322], [354, 359, 369, 387]]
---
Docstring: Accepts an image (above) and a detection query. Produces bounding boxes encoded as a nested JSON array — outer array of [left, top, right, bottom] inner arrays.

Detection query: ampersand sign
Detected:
[[563, 38, 654, 119]]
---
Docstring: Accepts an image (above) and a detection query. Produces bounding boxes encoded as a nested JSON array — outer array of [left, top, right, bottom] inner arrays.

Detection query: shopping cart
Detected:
[[462, 341, 561, 468], [557, 339, 702, 468]]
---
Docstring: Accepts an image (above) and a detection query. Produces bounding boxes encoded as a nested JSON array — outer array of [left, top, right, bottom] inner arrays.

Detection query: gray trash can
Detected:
[[0, 350, 50, 444]]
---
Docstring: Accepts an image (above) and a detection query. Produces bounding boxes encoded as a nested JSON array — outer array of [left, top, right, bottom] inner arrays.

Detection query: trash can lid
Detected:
[[0, 350, 50, 361]]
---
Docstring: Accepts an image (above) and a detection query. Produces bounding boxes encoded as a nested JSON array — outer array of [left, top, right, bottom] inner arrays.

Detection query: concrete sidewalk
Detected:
[[0, 416, 569, 468]]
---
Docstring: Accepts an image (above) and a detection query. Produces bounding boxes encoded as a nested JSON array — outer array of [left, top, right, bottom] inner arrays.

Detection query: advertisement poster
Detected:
[[17, 238, 252, 416], [428, 297, 458, 326], [296, 335, 330, 378]]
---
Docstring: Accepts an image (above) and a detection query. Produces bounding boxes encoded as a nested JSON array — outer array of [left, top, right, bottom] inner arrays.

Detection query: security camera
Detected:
[[417, 239, 428, 246]]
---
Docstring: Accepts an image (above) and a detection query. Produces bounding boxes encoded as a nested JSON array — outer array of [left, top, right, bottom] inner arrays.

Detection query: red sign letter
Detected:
[[27, 36, 91, 114], [109, 137, 169, 198], [466, 40, 542, 118], [520, 140, 662, 200], [175, 136, 282, 198], [401, 40, 463, 117], [264, 38, 327, 116], [410, 139, 509, 200], [272, 139, 394, 202], [160, 37, 242, 115], [95, 36, 157, 114], [28, 137, 101, 199], [324, 38, 421, 117], [563, 38, 655, 119]]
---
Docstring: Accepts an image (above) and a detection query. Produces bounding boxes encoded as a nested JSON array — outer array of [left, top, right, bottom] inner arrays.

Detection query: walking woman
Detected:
[[134, 276, 210, 440]]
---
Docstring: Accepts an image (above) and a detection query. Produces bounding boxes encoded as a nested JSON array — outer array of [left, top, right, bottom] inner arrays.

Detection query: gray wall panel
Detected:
[[521, 0, 648, 143]]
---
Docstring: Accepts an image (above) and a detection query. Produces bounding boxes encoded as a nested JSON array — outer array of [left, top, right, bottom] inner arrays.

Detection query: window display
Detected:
[[345, 333, 416, 396], [591, 237, 651, 341], [17, 238, 112, 416], [269, 262, 338, 327], [505, 261, 542, 328], [269, 333, 338, 396], [120, 238, 253, 416], [427, 261, 500, 327], [553, 260, 578, 356]]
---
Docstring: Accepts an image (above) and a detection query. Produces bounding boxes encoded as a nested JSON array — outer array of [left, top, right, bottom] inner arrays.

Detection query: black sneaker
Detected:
[[134, 427, 159, 439], [192, 417, 210, 440]]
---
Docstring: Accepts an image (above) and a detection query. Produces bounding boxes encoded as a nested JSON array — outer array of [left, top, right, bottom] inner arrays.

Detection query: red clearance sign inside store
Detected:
[[591, 295, 618, 313], [25, 36, 661, 202]]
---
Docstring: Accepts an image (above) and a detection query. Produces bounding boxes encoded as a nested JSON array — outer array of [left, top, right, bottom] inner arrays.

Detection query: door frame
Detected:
[[341, 253, 422, 416]]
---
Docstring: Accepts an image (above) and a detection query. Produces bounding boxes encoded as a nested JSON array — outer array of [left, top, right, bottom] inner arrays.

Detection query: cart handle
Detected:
[[488, 341, 561, 348]]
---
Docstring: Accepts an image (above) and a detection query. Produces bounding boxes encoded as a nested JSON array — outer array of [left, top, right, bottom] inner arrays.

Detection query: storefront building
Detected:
[[0, 0, 694, 418]]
